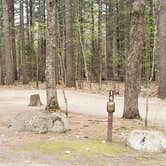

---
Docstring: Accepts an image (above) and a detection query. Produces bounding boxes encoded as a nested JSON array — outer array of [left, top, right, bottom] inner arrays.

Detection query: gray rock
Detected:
[[11, 111, 68, 133], [127, 130, 166, 152]]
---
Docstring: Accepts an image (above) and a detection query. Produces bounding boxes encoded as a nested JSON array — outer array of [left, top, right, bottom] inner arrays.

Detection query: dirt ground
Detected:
[[0, 84, 166, 166], [0, 111, 166, 166]]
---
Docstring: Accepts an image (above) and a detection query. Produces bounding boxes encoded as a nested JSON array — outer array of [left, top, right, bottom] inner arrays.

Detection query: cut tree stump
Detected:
[[28, 94, 43, 106]]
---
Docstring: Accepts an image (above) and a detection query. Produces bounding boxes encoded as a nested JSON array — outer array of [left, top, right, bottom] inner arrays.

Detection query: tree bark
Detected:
[[39, 0, 46, 82], [77, 0, 88, 82], [9, 0, 17, 80], [65, 0, 75, 87], [46, 0, 59, 111], [106, 0, 113, 80], [0, 1, 4, 85], [0, 45, 4, 85], [2, 0, 15, 85], [29, 0, 35, 80], [97, 0, 102, 87], [123, 0, 145, 119], [158, 0, 166, 98], [20, 0, 29, 84], [0, 53, 4, 85]]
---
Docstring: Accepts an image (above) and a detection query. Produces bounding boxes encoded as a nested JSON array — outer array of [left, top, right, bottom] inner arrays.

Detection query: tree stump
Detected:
[[28, 94, 43, 106]]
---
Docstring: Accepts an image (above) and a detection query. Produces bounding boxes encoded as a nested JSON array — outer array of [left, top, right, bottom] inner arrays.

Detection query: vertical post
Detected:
[[107, 111, 113, 142], [107, 90, 115, 142]]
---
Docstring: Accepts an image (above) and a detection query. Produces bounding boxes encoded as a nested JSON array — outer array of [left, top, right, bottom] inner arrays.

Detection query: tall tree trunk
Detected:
[[29, 0, 34, 80], [0, 31, 3, 85], [9, 0, 17, 80], [106, 0, 113, 80], [158, 0, 166, 98], [2, 0, 14, 85], [55, 3, 60, 84], [91, 0, 95, 81], [77, 0, 88, 82], [151, 0, 158, 82], [97, 0, 102, 86], [0, 0, 4, 85], [115, 0, 122, 81], [0, 35, 4, 85], [123, 0, 145, 119], [0, 50, 4, 85], [26, 0, 30, 42], [25, 0, 31, 80], [39, 0, 46, 82], [20, 0, 28, 84], [65, 0, 75, 87], [58, 0, 66, 84], [46, 0, 59, 109]]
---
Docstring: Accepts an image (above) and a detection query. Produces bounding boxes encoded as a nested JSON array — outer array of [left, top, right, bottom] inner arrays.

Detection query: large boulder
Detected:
[[127, 130, 166, 152], [11, 111, 68, 134]]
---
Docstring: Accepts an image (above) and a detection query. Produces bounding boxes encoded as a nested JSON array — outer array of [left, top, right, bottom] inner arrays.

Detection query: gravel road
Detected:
[[0, 89, 166, 129]]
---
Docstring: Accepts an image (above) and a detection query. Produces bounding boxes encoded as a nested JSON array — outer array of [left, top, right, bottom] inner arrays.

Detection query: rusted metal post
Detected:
[[107, 90, 115, 142]]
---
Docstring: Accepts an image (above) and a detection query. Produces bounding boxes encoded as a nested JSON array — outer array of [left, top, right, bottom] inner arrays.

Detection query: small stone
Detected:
[[24, 161, 32, 164], [48, 137, 55, 141], [76, 135, 80, 138], [101, 140, 106, 144], [86, 148, 90, 151], [84, 136, 89, 138], [65, 150, 71, 154], [121, 132, 125, 136]]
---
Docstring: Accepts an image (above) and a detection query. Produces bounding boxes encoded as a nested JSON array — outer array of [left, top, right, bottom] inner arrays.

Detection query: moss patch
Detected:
[[25, 139, 130, 160]]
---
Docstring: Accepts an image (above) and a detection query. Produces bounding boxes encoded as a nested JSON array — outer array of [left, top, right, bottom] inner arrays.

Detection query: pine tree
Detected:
[[158, 0, 166, 98], [65, 0, 75, 87], [2, 0, 15, 84], [123, 0, 145, 119], [46, 0, 59, 110]]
